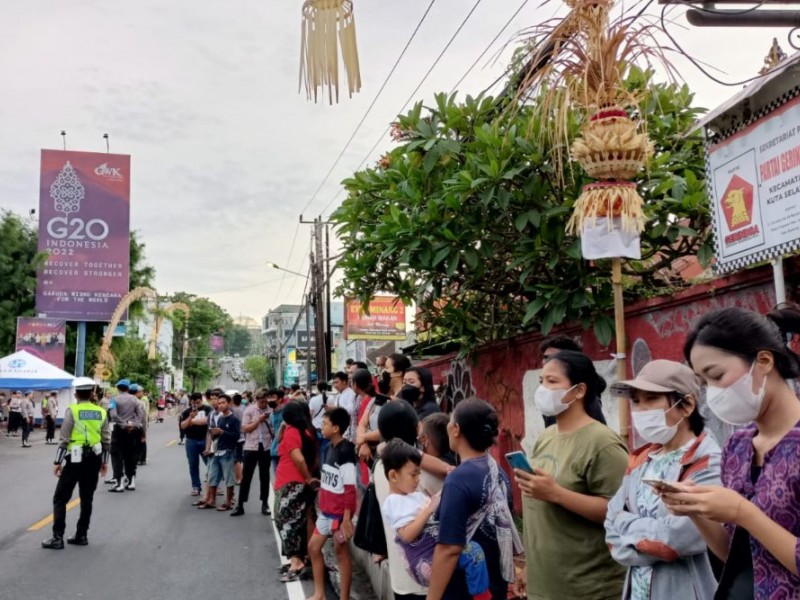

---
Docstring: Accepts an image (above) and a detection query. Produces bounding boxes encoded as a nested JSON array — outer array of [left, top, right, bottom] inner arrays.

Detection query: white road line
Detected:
[[268, 487, 306, 600]]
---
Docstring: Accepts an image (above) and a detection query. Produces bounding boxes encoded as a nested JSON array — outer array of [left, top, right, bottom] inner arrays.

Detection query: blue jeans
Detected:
[[185, 438, 207, 490]]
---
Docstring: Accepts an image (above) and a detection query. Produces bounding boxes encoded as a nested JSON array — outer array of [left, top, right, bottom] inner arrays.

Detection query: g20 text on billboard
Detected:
[[707, 95, 800, 272], [36, 150, 131, 321], [344, 297, 406, 341]]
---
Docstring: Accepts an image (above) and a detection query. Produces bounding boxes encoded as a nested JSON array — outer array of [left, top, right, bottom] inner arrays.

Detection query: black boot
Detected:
[[67, 533, 89, 546], [42, 536, 64, 550], [261, 502, 271, 516], [230, 504, 245, 517]]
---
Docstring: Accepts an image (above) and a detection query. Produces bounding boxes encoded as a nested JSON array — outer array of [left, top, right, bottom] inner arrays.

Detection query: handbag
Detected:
[[354, 474, 387, 555]]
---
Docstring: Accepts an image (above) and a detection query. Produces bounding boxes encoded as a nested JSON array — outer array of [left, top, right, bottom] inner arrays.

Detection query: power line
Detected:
[[321, 0, 486, 215], [449, 0, 530, 95], [275, 0, 439, 304]]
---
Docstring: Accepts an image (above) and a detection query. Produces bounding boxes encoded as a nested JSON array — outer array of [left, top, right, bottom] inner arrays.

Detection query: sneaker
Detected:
[[67, 534, 89, 546], [125, 477, 136, 491], [178, 440, 185, 445], [261, 502, 271, 516], [41, 536, 64, 550], [104, 478, 118, 486], [109, 482, 125, 493]]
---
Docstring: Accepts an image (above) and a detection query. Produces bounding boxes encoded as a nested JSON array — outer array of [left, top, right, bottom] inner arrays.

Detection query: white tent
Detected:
[[0, 350, 75, 422]]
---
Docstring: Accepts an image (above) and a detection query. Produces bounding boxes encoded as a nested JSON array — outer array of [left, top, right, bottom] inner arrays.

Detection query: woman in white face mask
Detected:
[[661, 306, 800, 600], [513, 350, 628, 600], [605, 359, 721, 600]]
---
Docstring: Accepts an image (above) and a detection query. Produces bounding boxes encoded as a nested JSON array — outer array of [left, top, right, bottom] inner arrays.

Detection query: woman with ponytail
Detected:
[[661, 305, 800, 599], [513, 350, 628, 599]]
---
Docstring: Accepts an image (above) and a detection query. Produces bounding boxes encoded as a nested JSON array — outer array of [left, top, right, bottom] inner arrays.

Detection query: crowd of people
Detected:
[[167, 309, 800, 600], [28, 303, 800, 599]]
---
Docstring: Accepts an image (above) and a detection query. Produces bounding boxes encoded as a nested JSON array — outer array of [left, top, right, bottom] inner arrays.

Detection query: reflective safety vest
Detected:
[[68, 402, 106, 450]]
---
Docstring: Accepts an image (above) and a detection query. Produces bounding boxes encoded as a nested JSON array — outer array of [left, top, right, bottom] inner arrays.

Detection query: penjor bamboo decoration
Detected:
[[299, 0, 362, 104], [516, 0, 674, 441]]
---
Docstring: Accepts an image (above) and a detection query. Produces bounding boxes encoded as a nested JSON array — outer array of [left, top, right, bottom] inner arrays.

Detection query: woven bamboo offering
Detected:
[[571, 107, 653, 180], [299, 0, 362, 104], [566, 180, 645, 234]]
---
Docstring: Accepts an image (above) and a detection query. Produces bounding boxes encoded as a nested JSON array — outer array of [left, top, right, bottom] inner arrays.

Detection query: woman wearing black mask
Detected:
[[382, 353, 411, 397], [400, 367, 440, 420]]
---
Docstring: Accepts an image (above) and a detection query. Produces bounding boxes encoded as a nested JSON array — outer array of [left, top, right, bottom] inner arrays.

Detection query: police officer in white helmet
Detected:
[[42, 377, 111, 549]]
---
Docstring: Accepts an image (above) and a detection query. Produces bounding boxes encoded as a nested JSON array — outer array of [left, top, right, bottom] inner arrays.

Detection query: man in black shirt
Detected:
[[180, 392, 212, 496]]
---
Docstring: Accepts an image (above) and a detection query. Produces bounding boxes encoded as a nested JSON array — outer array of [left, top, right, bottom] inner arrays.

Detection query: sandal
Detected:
[[197, 503, 216, 509], [276, 564, 291, 574], [280, 568, 303, 583], [191, 500, 207, 506], [217, 504, 231, 511], [191, 489, 201, 496]]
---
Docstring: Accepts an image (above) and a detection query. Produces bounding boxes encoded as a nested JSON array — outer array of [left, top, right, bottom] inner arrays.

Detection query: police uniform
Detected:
[[42, 378, 110, 549]]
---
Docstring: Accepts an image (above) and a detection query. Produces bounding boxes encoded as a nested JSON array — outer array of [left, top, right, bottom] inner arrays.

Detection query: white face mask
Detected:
[[631, 403, 684, 445], [534, 385, 577, 417], [705, 364, 766, 426]]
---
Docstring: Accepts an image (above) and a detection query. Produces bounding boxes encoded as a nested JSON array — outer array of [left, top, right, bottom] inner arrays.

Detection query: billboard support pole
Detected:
[[75, 321, 86, 376], [773, 257, 787, 305]]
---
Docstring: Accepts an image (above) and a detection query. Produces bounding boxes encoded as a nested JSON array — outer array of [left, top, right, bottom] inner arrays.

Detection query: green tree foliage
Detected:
[[243, 355, 274, 389], [0, 211, 43, 355], [169, 292, 234, 391], [333, 70, 709, 351], [109, 336, 169, 395]]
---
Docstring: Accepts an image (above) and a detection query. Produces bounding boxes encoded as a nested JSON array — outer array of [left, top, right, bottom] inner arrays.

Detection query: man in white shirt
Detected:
[[331, 371, 357, 441]]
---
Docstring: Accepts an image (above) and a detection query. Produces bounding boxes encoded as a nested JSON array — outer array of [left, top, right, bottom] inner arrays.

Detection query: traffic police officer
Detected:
[[42, 377, 111, 549]]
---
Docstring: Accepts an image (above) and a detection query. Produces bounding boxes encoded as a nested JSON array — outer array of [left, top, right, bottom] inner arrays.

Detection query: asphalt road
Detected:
[[0, 415, 341, 600]]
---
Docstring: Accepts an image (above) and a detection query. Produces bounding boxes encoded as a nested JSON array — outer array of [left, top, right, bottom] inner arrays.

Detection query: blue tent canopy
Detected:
[[0, 350, 75, 391]]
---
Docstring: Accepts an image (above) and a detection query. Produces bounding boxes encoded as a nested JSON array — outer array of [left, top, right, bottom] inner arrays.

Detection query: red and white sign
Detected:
[[344, 296, 407, 341]]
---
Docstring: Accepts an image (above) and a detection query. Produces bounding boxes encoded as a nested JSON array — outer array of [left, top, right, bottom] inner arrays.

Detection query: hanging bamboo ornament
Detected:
[[299, 0, 362, 104]]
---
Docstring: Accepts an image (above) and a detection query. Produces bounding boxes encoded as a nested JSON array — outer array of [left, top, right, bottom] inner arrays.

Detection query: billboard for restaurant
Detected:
[[344, 296, 407, 341], [36, 150, 131, 321], [15, 317, 67, 369], [707, 95, 800, 272]]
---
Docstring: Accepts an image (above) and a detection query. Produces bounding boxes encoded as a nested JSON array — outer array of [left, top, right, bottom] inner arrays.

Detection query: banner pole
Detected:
[[75, 321, 86, 376], [612, 258, 630, 444], [772, 257, 787, 305]]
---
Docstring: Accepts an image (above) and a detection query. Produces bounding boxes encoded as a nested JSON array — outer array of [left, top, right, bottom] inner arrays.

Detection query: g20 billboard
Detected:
[[35, 150, 131, 321]]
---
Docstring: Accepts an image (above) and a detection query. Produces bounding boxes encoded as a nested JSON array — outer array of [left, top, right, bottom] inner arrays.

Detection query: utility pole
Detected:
[[325, 223, 333, 378], [313, 218, 328, 382]]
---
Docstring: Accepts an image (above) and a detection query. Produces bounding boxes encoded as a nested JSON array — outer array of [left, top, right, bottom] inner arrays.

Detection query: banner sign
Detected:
[[344, 296, 407, 341], [707, 95, 800, 272], [15, 317, 66, 369], [36, 149, 131, 321], [210, 334, 225, 353]]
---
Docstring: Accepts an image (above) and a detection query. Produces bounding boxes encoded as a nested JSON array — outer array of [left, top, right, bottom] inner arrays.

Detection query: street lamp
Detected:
[[266, 262, 308, 278]]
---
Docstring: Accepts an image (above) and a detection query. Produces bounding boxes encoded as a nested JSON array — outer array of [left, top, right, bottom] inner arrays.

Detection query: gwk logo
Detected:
[[94, 163, 123, 180]]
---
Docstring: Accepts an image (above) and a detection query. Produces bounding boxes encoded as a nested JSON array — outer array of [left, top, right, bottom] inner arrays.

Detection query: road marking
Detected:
[[28, 498, 80, 531], [166, 440, 177, 447], [268, 488, 306, 600]]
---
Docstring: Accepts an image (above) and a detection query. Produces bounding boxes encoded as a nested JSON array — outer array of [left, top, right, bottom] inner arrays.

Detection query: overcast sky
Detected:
[[0, 0, 789, 321]]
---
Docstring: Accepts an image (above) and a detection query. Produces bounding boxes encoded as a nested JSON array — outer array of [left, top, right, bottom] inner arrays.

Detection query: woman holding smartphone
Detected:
[[662, 306, 800, 599], [513, 350, 628, 600], [605, 359, 721, 600]]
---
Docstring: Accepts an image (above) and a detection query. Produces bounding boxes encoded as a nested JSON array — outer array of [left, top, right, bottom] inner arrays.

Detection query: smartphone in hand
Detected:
[[642, 479, 685, 494], [505, 451, 534, 474]]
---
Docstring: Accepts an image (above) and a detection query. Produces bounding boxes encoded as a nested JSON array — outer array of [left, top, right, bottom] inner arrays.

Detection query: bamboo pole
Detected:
[[612, 257, 630, 444]]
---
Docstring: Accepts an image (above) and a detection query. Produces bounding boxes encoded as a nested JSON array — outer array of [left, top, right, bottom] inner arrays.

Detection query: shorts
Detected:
[[314, 513, 342, 537], [208, 451, 236, 487]]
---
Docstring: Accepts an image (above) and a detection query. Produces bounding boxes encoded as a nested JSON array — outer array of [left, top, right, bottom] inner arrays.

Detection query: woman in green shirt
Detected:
[[514, 350, 628, 600]]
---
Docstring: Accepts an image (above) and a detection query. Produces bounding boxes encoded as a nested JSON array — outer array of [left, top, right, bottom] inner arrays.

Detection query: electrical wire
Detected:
[[449, 0, 531, 95], [659, 3, 776, 87], [323, 0, 487, 212], [275, 0, 439, 304]]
